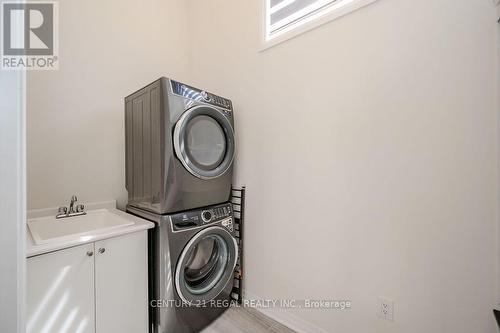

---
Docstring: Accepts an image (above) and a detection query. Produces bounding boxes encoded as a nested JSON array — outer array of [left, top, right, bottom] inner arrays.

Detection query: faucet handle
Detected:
[[76, 204, 85, 213], [58, 206, 67, 215], [71, 195, 77, 203]]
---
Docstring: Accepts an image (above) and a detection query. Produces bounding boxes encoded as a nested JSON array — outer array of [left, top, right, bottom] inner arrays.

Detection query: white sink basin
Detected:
[[28, 209, 134, 245]]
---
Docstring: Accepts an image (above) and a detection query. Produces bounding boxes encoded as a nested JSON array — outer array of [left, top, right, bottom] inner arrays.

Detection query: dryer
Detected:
[[125, 78, 235, 214], [127, 202, 238, 333]]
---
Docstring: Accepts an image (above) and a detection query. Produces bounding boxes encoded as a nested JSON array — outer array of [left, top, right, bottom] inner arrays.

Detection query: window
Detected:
[[263, 0, 379, 48]]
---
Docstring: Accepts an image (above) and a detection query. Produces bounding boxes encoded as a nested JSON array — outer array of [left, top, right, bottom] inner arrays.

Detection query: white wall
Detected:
[[27, 0, 191, 209], [187, 0, 499, 332], [0, 71, 26, 332]]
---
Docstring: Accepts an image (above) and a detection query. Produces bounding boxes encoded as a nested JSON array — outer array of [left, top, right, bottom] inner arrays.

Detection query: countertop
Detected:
[[27, 201, 155, 257]]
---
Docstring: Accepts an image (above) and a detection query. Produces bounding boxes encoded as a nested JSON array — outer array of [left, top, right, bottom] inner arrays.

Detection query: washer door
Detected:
[[173, 105, 235, 180], [175, 226, 238, 304]]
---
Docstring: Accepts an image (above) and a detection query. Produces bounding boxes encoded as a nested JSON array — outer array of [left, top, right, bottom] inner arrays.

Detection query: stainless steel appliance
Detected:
[[125, 78, 235, 214], [127, 202, 238, 333]]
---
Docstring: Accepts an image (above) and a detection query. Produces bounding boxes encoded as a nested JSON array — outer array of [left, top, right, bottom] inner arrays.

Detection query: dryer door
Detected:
[[175, 226, 238, 305], [173, 105, 235, 180]]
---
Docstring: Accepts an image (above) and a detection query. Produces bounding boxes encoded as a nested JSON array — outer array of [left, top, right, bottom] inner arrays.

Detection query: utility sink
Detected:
[[28, 209, 134, 245]]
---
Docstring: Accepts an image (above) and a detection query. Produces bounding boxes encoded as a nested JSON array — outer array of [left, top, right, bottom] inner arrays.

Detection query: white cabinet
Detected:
[[27, 243, 95, 333], [94, 232, 148, 333], [27, 231, 148, 333]]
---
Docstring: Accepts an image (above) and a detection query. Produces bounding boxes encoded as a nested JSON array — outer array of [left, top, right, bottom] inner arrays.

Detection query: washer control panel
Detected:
[[171, 203, 232, 231], [221, 217, 234, 232], [201, 205, 231, 224], [170, 79, 233, 112]]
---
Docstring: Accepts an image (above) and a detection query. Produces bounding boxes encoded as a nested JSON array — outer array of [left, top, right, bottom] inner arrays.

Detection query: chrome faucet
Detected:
[[56, 195, 86, 219], [69, 195, 77, 214]]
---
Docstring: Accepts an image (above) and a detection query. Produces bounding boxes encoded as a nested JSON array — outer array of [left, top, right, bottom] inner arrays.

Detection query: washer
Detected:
[[127, 202, 238, 333], [125, 77, 235, 214]]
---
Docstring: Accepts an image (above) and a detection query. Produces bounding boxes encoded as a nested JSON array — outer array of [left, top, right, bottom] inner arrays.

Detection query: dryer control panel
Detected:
[[171, 203, 233, 231], [170, 79, 233, 112]]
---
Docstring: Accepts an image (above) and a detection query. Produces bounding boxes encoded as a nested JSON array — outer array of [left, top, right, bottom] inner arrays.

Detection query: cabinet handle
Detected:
[[86, 251, 94, 257], [98, 248, 105, 254]]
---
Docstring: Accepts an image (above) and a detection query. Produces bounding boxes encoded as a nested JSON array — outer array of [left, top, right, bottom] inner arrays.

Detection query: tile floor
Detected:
[[201, 306, 296, 333]]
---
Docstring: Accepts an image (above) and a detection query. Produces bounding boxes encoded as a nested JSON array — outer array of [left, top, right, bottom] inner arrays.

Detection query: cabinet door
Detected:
[[94, 231, 148, 333], [27, 243, 95, 333]]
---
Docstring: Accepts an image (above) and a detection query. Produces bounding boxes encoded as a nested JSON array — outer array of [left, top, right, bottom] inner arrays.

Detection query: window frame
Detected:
[[260, 0, 379, 51]]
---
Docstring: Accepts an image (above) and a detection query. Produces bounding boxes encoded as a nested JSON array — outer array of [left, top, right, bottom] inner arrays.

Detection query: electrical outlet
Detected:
[[377, 297, 394, 321]]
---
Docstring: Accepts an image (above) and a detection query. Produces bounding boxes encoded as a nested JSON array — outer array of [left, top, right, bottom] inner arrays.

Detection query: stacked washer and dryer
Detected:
[[124, 78, 238, 333]]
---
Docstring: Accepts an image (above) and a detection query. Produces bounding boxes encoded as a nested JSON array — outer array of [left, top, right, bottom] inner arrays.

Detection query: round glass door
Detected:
[[175, 227, 238, 304], [174, 106, 235, 179], [185, 115, 226, 171]]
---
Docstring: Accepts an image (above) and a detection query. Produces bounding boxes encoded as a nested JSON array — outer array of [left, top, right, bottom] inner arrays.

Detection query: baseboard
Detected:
[[243, 292, 330, 333]]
